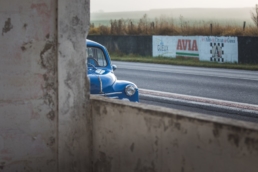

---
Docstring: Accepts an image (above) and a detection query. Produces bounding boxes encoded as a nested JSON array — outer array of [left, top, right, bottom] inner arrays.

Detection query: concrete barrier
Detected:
[[91, 95, 258, 172]]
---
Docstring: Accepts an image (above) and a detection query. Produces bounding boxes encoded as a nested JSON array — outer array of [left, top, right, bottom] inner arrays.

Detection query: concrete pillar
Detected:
[[58, 0, 91, 171], [0, 0, 90, 171]]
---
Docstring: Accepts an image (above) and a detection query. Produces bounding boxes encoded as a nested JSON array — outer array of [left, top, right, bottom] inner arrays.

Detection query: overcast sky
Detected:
[[91, 0, 257, 12]]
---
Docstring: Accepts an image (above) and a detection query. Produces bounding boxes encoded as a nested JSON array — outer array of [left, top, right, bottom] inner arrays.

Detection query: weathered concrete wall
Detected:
[[0, 0, 90, 171], [91, 95, 258, 172], [0, 1, 58, 171]]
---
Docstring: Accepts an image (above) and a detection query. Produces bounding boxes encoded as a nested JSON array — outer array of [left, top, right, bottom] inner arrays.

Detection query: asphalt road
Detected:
[[113, 61, 258, 105]]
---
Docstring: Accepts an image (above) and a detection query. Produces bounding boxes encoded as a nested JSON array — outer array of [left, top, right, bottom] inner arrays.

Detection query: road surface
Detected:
[[113, 61, 258, 122]]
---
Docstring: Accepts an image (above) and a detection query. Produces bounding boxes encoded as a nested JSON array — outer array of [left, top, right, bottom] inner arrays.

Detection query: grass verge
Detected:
[[110, 55, 258, 71]]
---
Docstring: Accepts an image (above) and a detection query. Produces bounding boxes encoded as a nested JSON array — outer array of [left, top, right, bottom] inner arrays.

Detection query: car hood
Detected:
[[88, 68, 116, 94]]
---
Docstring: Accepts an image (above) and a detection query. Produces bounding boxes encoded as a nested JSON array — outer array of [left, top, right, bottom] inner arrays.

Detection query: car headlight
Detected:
[[125, 84, 136, 96]]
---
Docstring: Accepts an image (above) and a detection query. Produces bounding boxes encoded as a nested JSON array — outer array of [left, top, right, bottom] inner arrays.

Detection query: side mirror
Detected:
[[112, 65, 117, 71]]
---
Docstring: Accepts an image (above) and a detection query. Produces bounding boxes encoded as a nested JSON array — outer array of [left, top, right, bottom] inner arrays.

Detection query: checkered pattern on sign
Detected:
[[210, 42, 224, 62]]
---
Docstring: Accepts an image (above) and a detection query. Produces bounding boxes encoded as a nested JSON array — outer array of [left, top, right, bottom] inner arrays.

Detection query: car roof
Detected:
[[86, 39, 104, 48]]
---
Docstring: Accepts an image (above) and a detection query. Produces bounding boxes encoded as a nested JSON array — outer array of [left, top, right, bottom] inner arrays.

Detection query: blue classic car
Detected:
[[86, 39, 139, 102]]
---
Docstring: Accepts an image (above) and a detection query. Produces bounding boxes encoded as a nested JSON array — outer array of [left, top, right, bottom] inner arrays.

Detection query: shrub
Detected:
[[89, 14, 258, 36]]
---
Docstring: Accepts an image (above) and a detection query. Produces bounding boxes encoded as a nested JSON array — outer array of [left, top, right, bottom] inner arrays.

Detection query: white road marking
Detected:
[[119, 66, 258, 81], [139, 88, 258, 111]]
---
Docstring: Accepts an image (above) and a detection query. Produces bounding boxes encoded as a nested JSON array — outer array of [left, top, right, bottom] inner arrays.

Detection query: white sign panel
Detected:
[[199, 36, 238, 63], [153, 36, 199, 58], [175, 36, 199, 58], [153, 36, 177, 58]]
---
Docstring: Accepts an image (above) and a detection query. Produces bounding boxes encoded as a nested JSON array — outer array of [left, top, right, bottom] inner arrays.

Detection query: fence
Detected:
[[88, 35, 258, 64], [88, 35, 152, 56]]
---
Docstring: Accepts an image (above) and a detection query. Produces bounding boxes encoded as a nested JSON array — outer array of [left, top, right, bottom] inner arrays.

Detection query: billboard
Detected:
[[175, 36, 199, 58], [153, 36, 199, 58], [153, 36, 238, 63], [198, 36, 238, 63], [152, 36, 177, 58]]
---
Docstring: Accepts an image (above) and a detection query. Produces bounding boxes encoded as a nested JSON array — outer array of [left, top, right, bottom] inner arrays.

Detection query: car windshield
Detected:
[[87, 47, 107, 67]]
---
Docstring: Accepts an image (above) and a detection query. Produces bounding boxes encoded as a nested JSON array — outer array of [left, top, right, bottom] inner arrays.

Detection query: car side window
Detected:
[[87, 47, 107, 67]]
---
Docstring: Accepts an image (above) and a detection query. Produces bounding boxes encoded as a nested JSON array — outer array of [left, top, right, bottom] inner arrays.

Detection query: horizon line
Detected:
[[91, 7, 254, 13]]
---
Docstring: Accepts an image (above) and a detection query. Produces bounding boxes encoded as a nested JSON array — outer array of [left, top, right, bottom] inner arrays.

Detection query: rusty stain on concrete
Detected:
[[72, 16, 80, 26], [181, 157, 186, 172], [134, 159, 156, 172], [2, 18, 13, 36], [47, 137, 55, 147], [21, 45, 26, 51], [43, 92, 55, 107], [144, 117, 162, 132], [102, 107, 107, 115], [228, 134, 240, 147], [46, 159, 56, 166], [94, 105, 101, 115], [46, 33, 50, 39], [23, 23, 27, 29], [144, 116, 186, 133], [174, 122, 181, 130], [64, 72, 73, 90], [213, 123, 223, 138], [228, 125, 243, 133], [94, 152, 112, 172], [155, 136, 158, 146], [69, 161, 78, 172], [40, 40, 56, 109], [20, 41, 32, 52], [62, 93, 71, 115], [245, 137, 258, 151], [130, 143, 135, 152], [213, 129, 219, 138], [0, 162, 5, 170], [46, 110, 55, 121], [175, 115, 185, 121], [40, 41, 54, 69], [163, 119, 172, 132], [209, 139, 212, 144], [171, 139, 179, 148]]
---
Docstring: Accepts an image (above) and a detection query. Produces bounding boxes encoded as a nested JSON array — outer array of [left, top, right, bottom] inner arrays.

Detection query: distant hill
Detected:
[[91, 8, 255, 26]]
